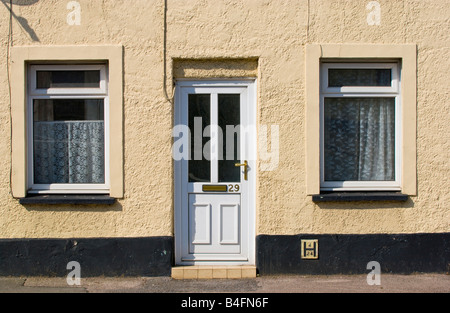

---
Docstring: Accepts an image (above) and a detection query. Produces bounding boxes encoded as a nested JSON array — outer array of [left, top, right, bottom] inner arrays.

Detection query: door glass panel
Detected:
[[188, 94, 211, 182], [218, 94, 241, 183]]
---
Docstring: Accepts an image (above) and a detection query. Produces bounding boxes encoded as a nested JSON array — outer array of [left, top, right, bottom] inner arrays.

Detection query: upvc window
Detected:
[[320, 62, 401, 191], [27, 64, 109, 194]]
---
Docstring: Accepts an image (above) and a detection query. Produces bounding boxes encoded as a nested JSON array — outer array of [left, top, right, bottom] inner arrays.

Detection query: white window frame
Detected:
[[29, 65, 108, 96], [321, 62, 399, 94], [27, 64, 110, 194], [320, 62, 402, 191]]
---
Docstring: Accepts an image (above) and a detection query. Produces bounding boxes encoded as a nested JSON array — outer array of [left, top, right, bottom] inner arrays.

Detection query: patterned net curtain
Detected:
[[33, 121, 105, 184], [324, 68, 395, 182], [324, 98, 395, 182]]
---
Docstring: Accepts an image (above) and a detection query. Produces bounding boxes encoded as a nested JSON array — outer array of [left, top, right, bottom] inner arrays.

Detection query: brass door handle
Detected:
[[235, 160, 248, 181]]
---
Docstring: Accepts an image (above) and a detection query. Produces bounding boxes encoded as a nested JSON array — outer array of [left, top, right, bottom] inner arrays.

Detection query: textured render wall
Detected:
[[0, 0, 171, 238], [0, 0, 448, 238], [173, 58, 258, 79]]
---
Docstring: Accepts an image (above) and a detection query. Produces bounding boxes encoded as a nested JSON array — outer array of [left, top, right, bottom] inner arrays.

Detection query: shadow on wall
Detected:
[[2, 0, 40, 42]]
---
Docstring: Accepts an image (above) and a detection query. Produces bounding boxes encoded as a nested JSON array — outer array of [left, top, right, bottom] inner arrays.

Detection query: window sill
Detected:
[[312, 192, 409, 202], [19, 194, 116, 205]]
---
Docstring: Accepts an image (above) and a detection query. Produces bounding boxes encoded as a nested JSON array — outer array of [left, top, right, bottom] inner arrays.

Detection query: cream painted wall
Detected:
[[0, 0, 448, 238]]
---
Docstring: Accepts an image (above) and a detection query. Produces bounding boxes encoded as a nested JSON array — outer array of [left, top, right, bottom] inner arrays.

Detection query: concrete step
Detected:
[[171, 265, 257, 280]]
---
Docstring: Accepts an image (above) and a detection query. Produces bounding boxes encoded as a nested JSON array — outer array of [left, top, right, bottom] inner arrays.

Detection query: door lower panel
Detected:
[[188, 193, 241, 255]]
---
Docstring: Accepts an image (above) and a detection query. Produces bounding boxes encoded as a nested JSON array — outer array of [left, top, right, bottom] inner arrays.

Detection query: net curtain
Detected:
[[33, 121, 105, 184], [324, 97, 395, 182]]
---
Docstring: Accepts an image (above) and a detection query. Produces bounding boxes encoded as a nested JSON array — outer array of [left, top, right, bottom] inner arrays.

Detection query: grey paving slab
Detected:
[[0, 274, 447, 293]]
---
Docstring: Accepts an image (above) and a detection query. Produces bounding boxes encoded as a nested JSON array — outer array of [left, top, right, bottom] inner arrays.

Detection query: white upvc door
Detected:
[[174, 80, 256, 265]]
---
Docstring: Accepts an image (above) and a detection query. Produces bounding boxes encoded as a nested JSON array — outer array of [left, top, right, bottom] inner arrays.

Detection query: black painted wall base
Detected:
[[0, 237, 173, 277], [1, 234, 448, 277], [256, 233, 450, 275]]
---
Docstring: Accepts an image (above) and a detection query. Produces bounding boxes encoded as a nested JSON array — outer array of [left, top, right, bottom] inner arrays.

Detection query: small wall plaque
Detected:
[[301, 239, 318, 260]]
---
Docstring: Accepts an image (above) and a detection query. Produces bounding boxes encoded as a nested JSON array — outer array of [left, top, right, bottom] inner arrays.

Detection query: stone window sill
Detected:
[[19, 194, 116, 205], [312, 192, 409, 202]]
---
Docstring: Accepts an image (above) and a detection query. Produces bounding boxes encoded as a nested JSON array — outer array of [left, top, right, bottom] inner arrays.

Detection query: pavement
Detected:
[[0, 273, 449, 293]]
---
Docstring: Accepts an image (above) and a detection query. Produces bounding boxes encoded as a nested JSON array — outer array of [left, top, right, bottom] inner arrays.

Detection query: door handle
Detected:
[[235, 160, 248, 181]]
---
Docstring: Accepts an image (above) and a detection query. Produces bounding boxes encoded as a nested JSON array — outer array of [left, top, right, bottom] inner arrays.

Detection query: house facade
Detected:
[[0, 0, 448, 277]]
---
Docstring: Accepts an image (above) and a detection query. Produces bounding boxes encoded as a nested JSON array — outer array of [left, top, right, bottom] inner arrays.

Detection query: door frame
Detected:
[[174, 79, 257, 266]]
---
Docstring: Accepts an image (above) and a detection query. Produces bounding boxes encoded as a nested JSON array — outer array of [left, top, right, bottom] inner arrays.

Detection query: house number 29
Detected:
[[228, 184, 240, 192]]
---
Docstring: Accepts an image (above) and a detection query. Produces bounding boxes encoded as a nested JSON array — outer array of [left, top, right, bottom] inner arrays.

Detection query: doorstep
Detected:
[[171, 265, 257, 280]]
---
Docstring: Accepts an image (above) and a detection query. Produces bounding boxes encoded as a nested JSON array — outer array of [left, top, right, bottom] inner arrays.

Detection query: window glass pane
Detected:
[[218, 94, 241, 183], [33, 99, 104, 121], [36, 70, 100, 88], [33, 99, 105, 184], [328, 69, 391, 87], [188, 94, 211, 183], [324, 97, 395, 181]]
